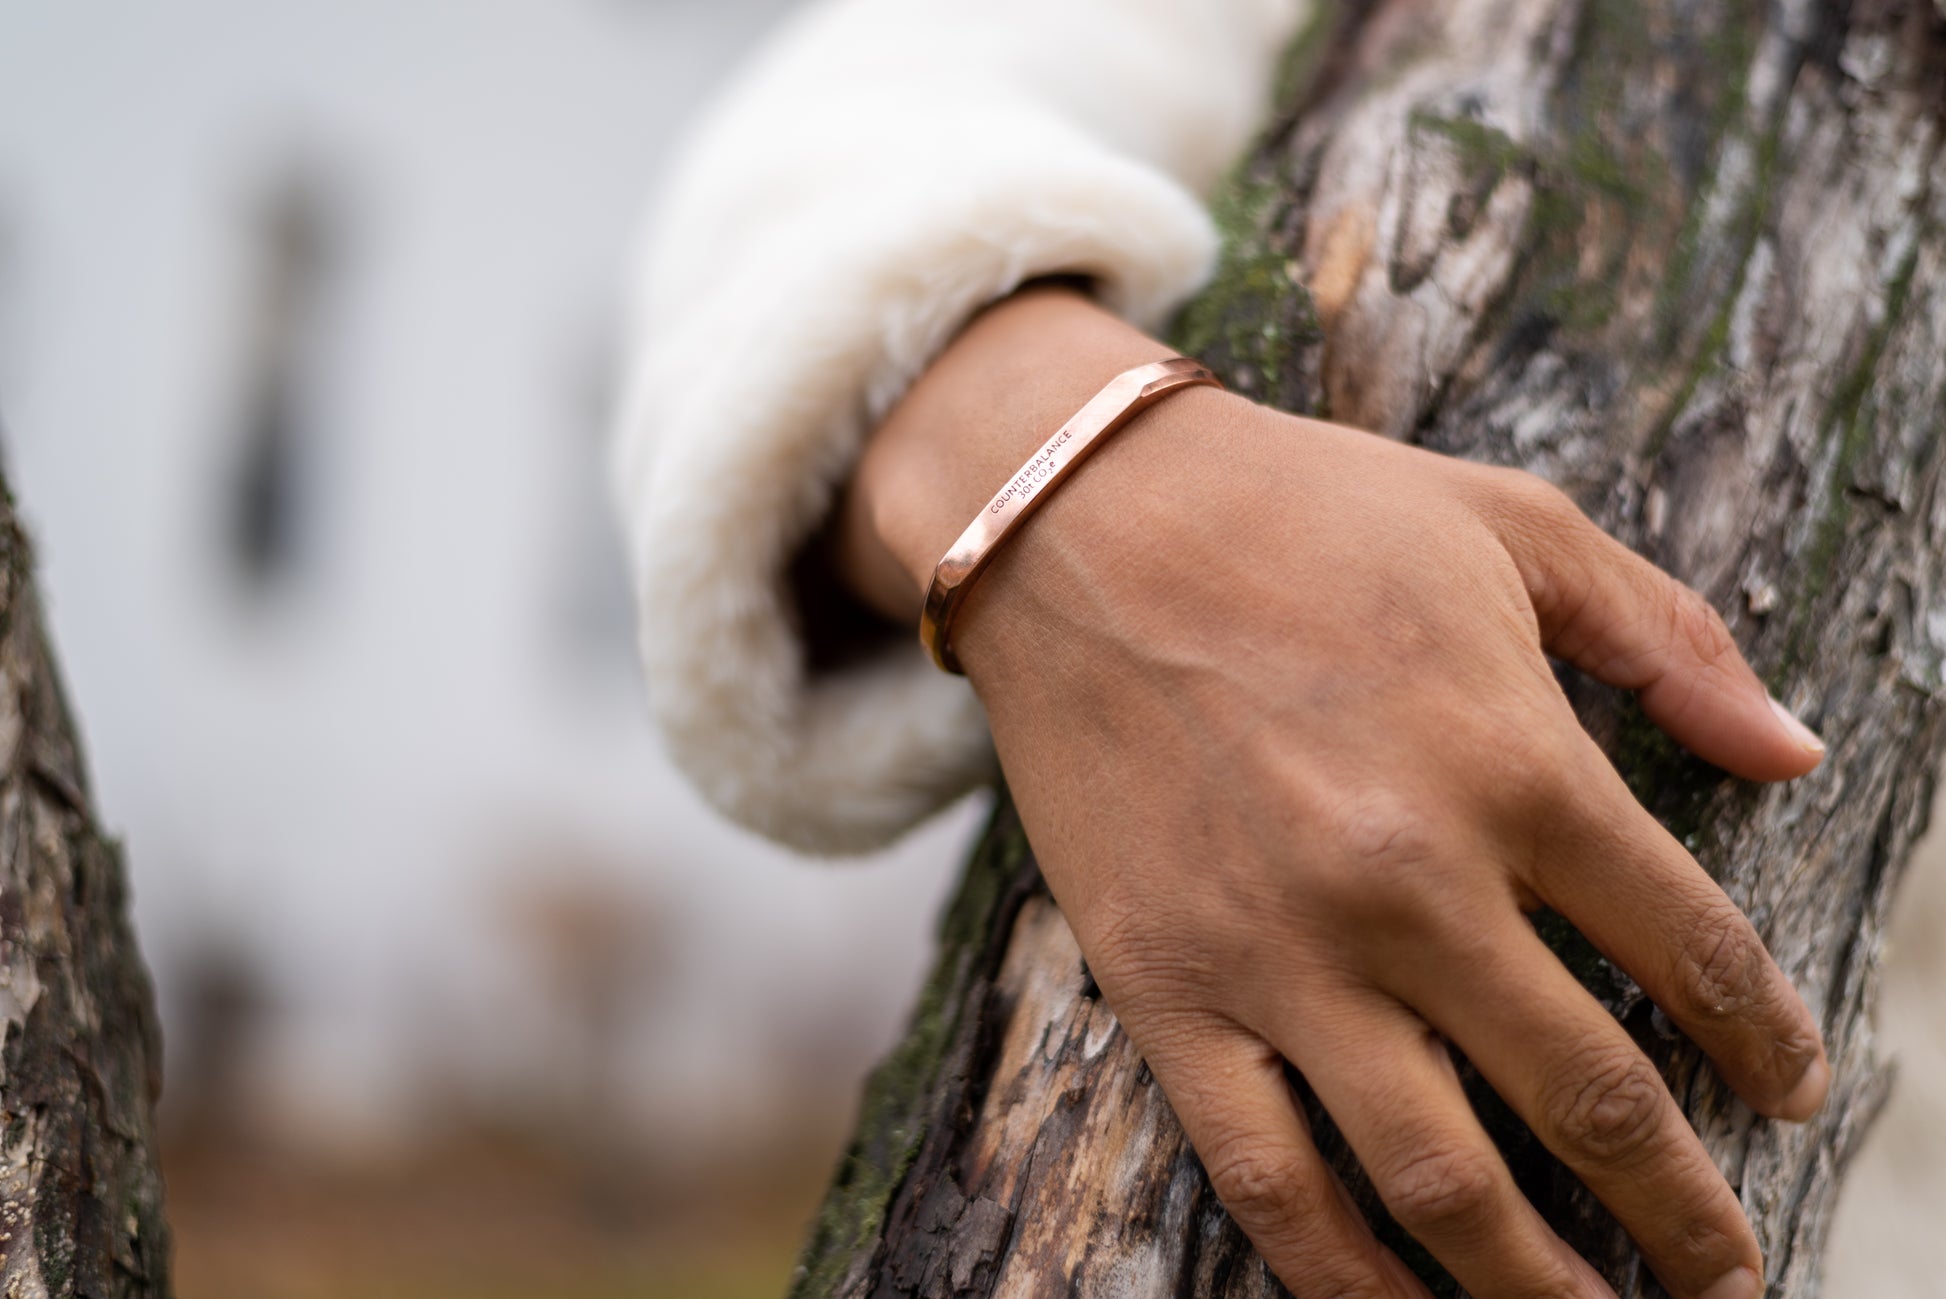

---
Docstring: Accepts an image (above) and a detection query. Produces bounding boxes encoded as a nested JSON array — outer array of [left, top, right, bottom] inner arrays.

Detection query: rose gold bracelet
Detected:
[[919, 356, 1222, 674]]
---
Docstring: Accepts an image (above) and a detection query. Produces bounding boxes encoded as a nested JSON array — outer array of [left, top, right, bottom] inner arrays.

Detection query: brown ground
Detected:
[[163, 1127, 841, 1299]]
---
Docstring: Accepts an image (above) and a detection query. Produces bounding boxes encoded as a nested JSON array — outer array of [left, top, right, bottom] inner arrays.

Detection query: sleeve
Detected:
[[611, 0, 1305, 854]]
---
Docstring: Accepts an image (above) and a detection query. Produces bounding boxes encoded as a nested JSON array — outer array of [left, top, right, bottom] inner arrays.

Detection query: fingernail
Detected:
[[1698, 1266, 1764, 1299], [1769, 695, 1825, 754], [1779, 1054, 1831, 1121]]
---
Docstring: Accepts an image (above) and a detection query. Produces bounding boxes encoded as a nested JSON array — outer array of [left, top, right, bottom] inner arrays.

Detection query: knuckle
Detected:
[[1466, 466, 1587, 563], [1772, 1021, 1827, 1091], [1081, 899, 1148, 970], [1333, 794, 1439, 869], [1667, 583, 1739, 672], [1515, 472, 1583, 525], [1371, 1143, 1502, 1236], [1486, 465, 1579, 523], [1665, 1211, 1755, 1281], [1309, 793, 1455, 930], [1479, 715, 1582, 822], [1203, 1144, 1327, 1228], [1540, 1041, 1670, 1166], [1197, 1132, 1395, 1299], [1669, 908, 1766, 1024], [1495, 472, 1598, 559], [1082, 899, 1192, 1004]]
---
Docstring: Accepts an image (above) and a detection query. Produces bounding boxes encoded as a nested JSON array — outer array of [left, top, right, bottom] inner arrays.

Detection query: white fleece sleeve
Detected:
[[613, 0, 1304, 854]]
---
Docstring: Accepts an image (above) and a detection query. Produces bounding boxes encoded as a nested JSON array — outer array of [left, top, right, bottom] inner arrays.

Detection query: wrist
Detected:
[[948, 381, 1269, 687], [830, 284, 1177, 624]]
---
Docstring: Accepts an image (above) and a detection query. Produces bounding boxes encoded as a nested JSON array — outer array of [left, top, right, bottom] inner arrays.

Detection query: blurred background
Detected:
[[0, 2, 1937, 1298], [0, 2, 988, 1296]]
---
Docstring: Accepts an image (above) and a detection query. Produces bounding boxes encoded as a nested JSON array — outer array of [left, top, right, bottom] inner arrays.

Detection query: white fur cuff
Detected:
[[612, 117, 1218, 853]]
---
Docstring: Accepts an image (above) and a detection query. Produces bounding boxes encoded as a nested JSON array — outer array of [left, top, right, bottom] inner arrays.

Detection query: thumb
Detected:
[[1485, 476, 1824, 782]]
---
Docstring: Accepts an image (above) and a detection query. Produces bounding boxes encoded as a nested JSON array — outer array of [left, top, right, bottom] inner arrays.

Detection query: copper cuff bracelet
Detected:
[[918, 356, 1222, 674]]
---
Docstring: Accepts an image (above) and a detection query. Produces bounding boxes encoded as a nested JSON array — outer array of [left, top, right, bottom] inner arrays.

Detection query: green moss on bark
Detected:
[[786, 799, 1032, 1298], [1168, 169, 1322, 407]]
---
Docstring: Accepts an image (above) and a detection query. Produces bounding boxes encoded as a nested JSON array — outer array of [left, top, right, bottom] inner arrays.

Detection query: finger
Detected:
[[1274, 988, 1616, 1299], [1532, 743, 1829, 1120], [1138, 1014, 1429, 1299], [1393, 915, 1767, 1299], [1478, 474, 1823, 781]]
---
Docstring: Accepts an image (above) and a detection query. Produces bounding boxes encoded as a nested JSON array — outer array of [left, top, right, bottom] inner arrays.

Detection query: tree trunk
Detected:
[[791, 1, 1946, 1295], [0, 474, 172, 1295]]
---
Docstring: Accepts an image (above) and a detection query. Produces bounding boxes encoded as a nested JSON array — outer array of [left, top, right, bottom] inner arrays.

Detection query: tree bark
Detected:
[[0, 475, 172, 1295], [791, 1, 1946, 1295]]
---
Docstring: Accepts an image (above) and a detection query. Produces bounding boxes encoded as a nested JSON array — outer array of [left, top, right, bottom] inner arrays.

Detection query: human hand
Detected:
[[835, 285, 1827, 1299]]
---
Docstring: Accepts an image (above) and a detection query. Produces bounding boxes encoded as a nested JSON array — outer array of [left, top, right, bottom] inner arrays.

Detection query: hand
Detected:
[[834, 285, 1827, 1299]]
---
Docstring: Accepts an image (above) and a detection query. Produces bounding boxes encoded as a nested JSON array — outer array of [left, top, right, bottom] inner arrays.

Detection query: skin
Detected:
[[829, 283, 1829, 1299]]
